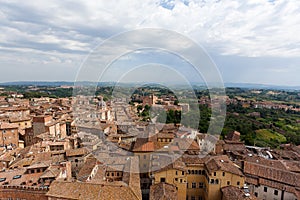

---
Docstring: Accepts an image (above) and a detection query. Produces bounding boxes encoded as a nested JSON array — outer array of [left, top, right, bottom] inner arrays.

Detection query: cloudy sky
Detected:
[[0, 0, 300, 86]]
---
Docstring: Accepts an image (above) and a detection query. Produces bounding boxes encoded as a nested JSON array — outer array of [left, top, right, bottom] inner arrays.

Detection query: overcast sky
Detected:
[[0, 0, 300, 86]]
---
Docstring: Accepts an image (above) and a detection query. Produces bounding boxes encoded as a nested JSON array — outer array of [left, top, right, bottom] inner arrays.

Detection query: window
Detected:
[[202, 170, 205, 175], [13, 175, 22, 179], [227, 181, 230, 185], [254, 192, 258, 197], [274, 190, 278, 196], [187, 183, 189, 188], [188, 170, 191, 174], [199, 182, 204, 188], [215, 179, 219, 184], [182, 171, 184, 175], [191, 170, 194, 174], [214, 172, 216, 176], [160, 178, 166, 183], [143, 155, 146, 159], [264, 187, 267, 192], [237, 181, 240, 186], [176, 171, 178, 175], [192, 182, 196, 188], [191, 196, 195, 200], [175, 178, 178, 181], [180, 179, 183, 183], [222, 172, 225, 176], [210, 179, 214, 184], [111, 172, 114, 176]]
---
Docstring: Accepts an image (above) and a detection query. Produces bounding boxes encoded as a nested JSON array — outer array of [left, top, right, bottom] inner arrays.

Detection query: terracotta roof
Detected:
[[10, 172, 44, 186], [89, 165, 106, 183], [0, 168, 26, 185], [205, 155, 244, 176], [244, 161, 300, 188], [40, 165, 61, 179], [66, 148, 88, 157], [0, 122, 19, 129], [181, 155, 208, 165], [280, 160, 300, 173], [46, 181, 141, 200], [221, 186, 257, 200], [9, 157, 33, 169], [77, 157, 97, 181], [27, 161, 50, 170], [245, 177, 258, 185], [33, 152, 52, 163], [132, 139, 155, 152], [172, 138, 200, 151], [245, 156, 286, 170], [150, 182, 178, 200], [223, 141, 246, 152]]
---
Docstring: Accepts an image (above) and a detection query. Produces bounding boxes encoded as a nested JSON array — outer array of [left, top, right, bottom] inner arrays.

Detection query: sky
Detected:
[[0, 0, 300, 86]]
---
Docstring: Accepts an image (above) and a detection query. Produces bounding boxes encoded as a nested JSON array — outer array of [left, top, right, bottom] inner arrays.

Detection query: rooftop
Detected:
[[46, 180, 141, 200]]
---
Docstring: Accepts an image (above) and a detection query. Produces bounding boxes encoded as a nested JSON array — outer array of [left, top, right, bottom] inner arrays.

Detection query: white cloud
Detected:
[[1, 0, 299, 58], [0, 0, 299, 83]]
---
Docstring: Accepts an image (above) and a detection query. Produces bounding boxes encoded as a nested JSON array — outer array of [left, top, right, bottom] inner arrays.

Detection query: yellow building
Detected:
[[204, 155, 245, 200], [152, 157, 187, 200], [182, 156, 207, 200], [152, 155, 245, 200]]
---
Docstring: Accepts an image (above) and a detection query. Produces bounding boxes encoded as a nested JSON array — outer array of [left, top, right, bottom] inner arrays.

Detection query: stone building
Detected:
[[0, 122, 19, 148]]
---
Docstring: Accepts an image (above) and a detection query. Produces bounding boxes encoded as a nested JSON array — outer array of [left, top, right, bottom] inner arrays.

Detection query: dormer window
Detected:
[[13, 175, 22, 179]]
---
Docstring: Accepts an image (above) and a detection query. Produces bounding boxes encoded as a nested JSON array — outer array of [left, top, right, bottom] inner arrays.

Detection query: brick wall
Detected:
[[0, 185, 48, 200]]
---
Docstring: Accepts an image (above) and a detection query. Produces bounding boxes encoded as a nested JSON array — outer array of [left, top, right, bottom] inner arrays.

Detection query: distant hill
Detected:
[[224, 82, 300, 91], [0, 81, 299, 91], [0, 81, 74, 86]]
